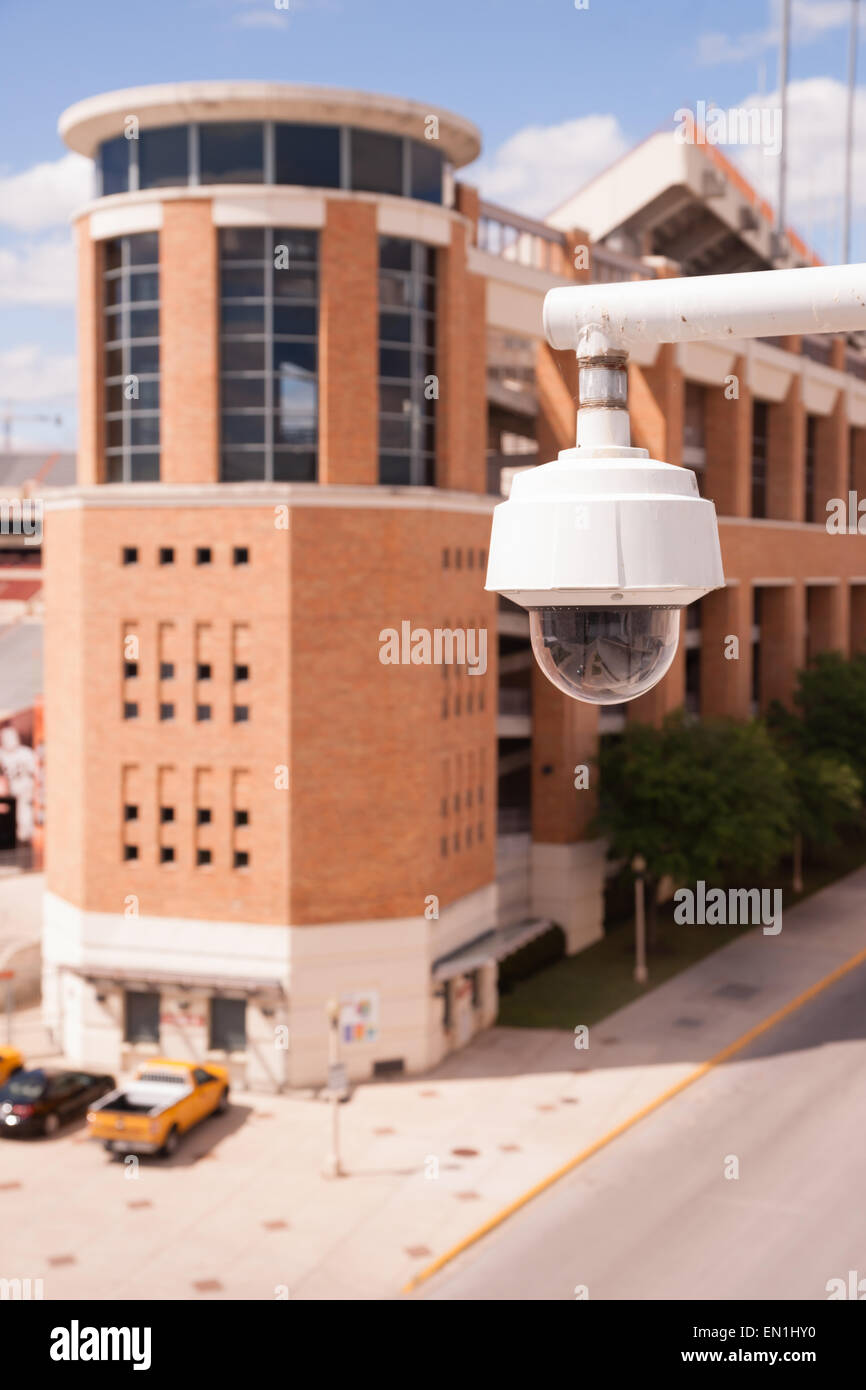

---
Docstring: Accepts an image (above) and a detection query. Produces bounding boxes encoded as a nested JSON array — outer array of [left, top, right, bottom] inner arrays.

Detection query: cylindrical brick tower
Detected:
[[44, 82, 499, 1088]]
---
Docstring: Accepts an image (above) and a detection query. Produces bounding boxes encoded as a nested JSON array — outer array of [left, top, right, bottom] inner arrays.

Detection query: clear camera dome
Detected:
[[529, 606, 681, 705]]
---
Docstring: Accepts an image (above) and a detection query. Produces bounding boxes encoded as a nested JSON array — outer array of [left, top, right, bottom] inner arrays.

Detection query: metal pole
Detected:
[[330, 1085, 340, 1174], [632, 856, 648, 985], [1, 968, 18, 1044], [776, 0, 791, 247], [324, 998, 343, 1178], [844, 0, 860, 264], [544, 263, 866, 354]]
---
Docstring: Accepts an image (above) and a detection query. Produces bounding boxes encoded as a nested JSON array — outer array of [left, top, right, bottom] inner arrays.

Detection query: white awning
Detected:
[[432, 918, 554, 983], [68, 963, 285, 996]]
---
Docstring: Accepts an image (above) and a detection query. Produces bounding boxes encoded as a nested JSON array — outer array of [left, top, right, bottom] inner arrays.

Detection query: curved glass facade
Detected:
[[103, 232, 160, 482], [218, 227, 318, 482], [98, 122, 446, 204], [378, 236, 437, 486]]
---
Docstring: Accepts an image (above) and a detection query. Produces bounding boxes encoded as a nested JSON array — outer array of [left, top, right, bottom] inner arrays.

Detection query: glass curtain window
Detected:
[[274, 123, 340, 187], [200, 122, 264, 183], [138, 125, 189, 189], [99, 135, 130, 196], [219, 227, 318, 481], [103, 233, 160, 482], [378, 236, 437, 486], [805, 415, 817, 524], [350, 129, 404, 195], [409, 139, 443, 203], [97, 124, 443, 203], [751, 400, 768, 520]]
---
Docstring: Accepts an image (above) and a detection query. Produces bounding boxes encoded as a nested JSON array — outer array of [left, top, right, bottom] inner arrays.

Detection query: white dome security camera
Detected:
[[485, 442, 723, 704], [486, 262, 866, 705]]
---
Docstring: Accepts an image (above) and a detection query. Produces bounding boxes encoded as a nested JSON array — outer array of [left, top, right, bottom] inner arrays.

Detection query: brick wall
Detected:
[[703, 357, 751, 517], [288, 504, 496, 924], [160, 202, 219, 484], [75, 219, 103, 487], [436, 198, 487, 493], [319, 201, 378, 486], [813, 392, 848, 519], [629, 345, 684, 467], [767, 377, 805, 521], [531, 662, 598, 842], [45, 504, 291, 923], [699, 584, 752, 719]]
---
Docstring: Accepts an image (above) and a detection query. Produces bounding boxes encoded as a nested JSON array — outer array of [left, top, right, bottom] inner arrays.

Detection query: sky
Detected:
[[0, 0, 864, 451]]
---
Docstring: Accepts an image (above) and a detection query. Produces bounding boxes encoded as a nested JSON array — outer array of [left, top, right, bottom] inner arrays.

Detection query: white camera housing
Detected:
[[485, 444, 723, 608], [485, 442, 725, 705], [485, 262, 866, 705]]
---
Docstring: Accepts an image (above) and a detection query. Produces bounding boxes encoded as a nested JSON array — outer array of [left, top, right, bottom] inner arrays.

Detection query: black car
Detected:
[[0, 1068, 116, 1137]]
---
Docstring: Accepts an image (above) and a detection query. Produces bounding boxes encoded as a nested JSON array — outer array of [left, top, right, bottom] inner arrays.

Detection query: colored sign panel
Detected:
[[339, 991, 379, 1044]]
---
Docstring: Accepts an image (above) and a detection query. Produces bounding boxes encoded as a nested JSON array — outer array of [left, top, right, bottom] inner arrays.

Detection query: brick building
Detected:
[[42, 84, 866, 1089]]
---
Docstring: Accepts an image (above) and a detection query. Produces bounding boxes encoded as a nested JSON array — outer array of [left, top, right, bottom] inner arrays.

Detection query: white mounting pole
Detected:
[[545, 261, 866, 453], [544, 263, 866, 355]]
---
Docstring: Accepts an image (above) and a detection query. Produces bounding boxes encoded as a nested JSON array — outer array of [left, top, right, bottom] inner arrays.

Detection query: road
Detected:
[[421, 958, 866, 1301]]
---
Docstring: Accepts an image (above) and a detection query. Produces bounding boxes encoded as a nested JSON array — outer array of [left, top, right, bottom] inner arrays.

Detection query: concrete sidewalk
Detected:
[[3, 865, 866, 1300], [295, 864, 866, 1299]]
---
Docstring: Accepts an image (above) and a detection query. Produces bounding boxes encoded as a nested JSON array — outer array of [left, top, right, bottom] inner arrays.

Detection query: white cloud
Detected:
[[0, 153, 92, 232], [0, 345, 77, 404], [233, 9, 290, 27], [471, 114, 629, 219], [229, 0, 335, 19], [697, 28, 775, 66], [0, 239, 76, 306], [793, 0, 857, 39], [729, 77, 866, 250], [229, 0, 308, 26], [698, 0, 864, 66]]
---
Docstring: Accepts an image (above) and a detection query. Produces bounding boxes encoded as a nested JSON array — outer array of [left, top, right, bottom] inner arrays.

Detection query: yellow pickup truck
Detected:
[[87, 1058, 230, 1157], [0, 1046, 23, 1086]]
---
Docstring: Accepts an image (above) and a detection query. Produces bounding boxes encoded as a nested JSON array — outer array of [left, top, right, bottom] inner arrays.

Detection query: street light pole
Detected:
[[776, 0, 791, 254], [323, 997, 344, 1178], [843, 0, 860, 264], [632, 855, 648, 985]]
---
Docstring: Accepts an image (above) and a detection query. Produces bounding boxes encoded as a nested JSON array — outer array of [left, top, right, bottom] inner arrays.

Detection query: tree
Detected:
[[596, 712, 794, 948], [766, 699, 862, 891], [791, 652, 866, 794]]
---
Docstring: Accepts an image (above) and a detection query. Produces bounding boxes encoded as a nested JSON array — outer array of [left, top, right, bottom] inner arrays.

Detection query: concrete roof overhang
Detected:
[[59, 80, 482, 169]]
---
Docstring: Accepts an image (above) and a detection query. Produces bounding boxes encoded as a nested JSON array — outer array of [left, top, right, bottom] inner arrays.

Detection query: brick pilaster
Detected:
[[703, 356, 751, 517], [160, 202, 219, 484], [531, 663, 599, 843], [700, 583, 752, 718], [807, 582, 849, 660], [760, 583, 806, 709], [767, 376, 805, 521], [319, 200, 378, 485], [76, 218, 103, 486], [436, 199, 486, 493]]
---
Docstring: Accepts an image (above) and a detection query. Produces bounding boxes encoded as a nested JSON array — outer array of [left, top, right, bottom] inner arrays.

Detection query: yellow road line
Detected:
[[403, 942, 866, 1294]]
